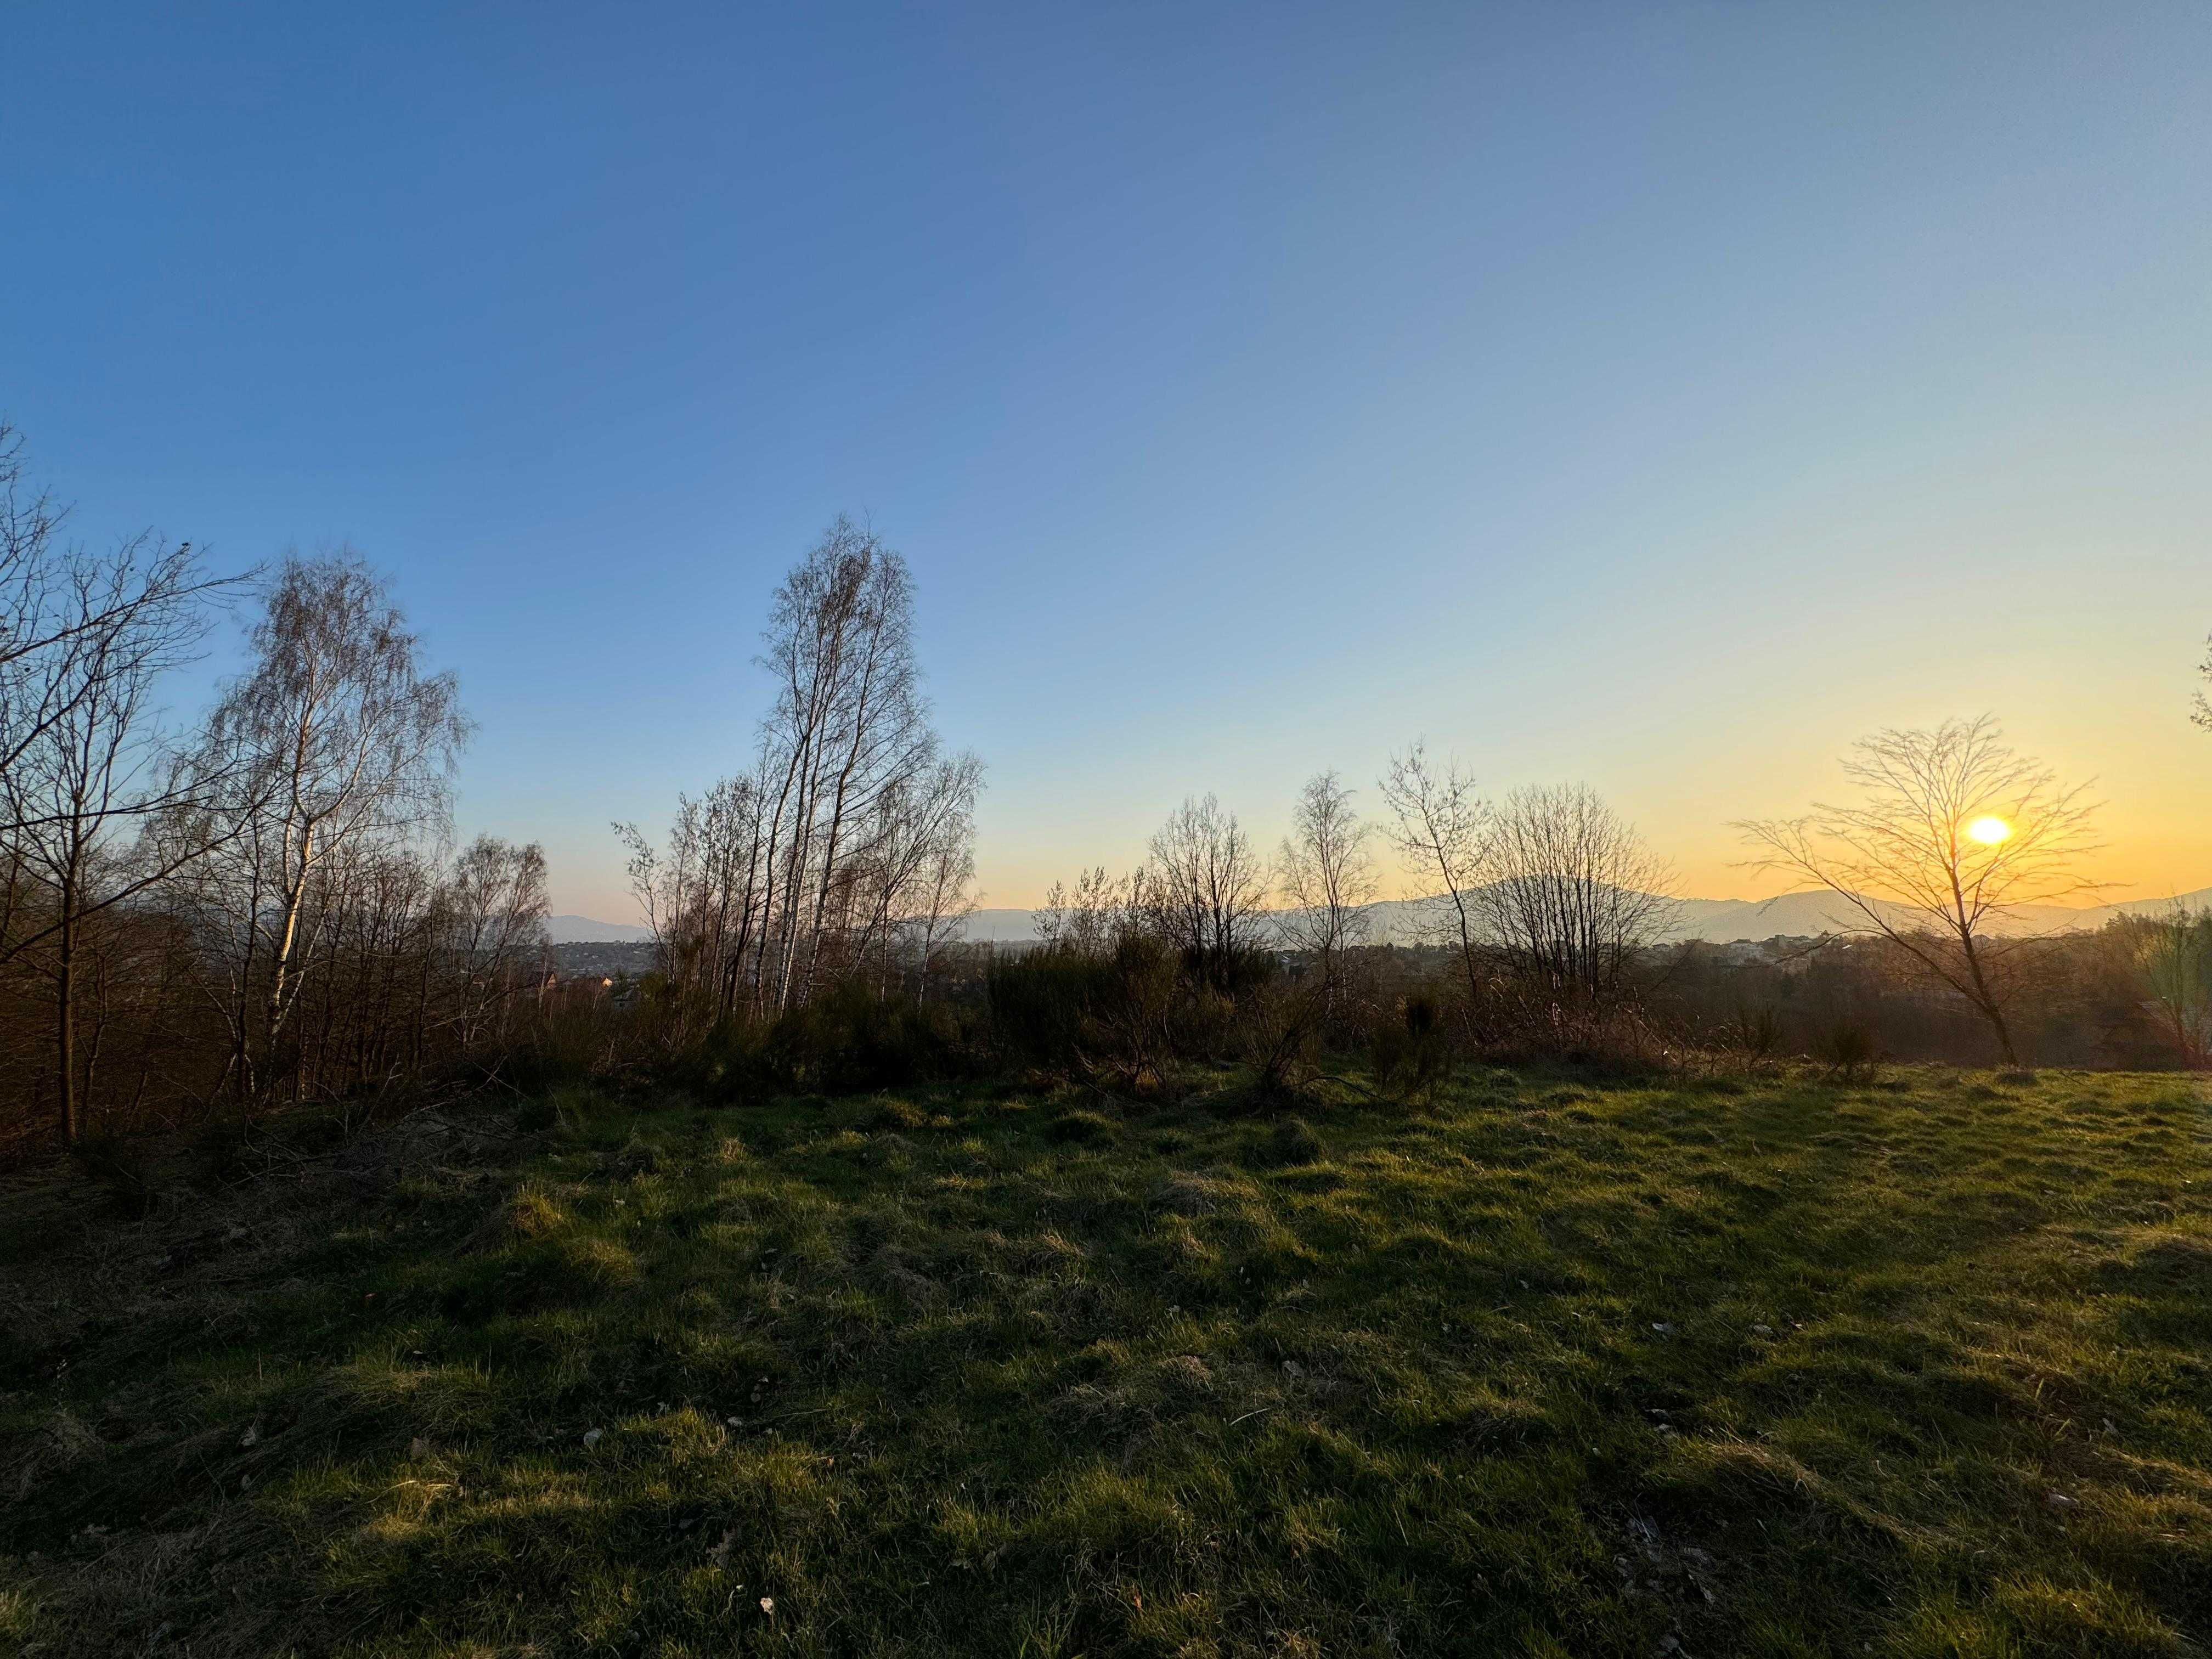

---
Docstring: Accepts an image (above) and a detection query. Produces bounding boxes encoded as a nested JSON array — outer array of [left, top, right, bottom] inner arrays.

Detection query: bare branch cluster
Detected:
[[2194, 633, 2211, 736], [1139, 793, 1270, 988], [1735, 713, 2103, 1063], [1477, 783, 1674, 1000], [1378, 744, 1672, 1007], [1275, 770, 1377, 1001]]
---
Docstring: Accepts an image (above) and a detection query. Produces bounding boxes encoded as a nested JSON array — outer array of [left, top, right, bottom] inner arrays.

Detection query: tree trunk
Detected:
[[1957, 929, 2018, 1065], [55, 884, 78, 1147]]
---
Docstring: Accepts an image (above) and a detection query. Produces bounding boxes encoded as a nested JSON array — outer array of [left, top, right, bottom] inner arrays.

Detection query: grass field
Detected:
[[3, 1065, 2209, 1657]]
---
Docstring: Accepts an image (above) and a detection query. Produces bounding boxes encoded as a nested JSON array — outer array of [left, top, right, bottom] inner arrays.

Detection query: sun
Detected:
[[1966, 815, 2013, 845]]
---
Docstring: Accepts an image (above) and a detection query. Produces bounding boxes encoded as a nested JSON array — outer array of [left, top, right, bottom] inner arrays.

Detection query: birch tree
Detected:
[[184, 553, 469, 1099]]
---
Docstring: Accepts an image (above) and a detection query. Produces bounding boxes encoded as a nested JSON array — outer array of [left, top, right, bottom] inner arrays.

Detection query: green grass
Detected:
[[3, 1065, 2209, 1656]]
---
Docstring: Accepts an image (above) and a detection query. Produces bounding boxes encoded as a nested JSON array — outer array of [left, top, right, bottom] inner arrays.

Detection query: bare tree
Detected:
[[1736, 715, 2102, 1065], [1276, 770, 1376, 1001], [1142, 794, 1268, 987], [0, 422, 70, 787], [752, 520, 934, 1009], [439, 836, 551, 1048], [1035, 865, 1138, 957], [1, 541, 225, 1143], [866, 751, 984, 997], [179, 553, 471, 1100], [1476, 783, 1672, 1002], [1379, 742, 1489, 1007], [0, 432, 242, 817], [617, 521, 970, 1019]]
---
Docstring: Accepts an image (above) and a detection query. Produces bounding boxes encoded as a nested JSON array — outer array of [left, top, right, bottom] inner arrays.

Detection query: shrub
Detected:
[[1238, 982, 1322, 1110], [1468, 978, 1674, 1075], [1820, 1017, 1878, 1079], [1371, 990, 1453, 1101], [1726, 1003, 1782, 1065], [990, 936, 1180, 1095], [672, 980, 976, 1102], [70, 1134, 157, 1220], [988, 950, 1106, 1069]]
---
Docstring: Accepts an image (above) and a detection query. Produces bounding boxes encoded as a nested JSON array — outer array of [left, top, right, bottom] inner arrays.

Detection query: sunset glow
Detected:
[[1967, 816, 2015, 846]]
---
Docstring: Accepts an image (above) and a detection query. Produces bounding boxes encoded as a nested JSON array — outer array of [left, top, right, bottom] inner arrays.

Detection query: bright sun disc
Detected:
[[1967, 815, 2013, 845]]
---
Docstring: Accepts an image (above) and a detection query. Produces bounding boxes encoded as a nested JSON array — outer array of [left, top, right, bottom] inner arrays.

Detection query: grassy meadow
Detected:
[[3, 1065, 2209, 1657]]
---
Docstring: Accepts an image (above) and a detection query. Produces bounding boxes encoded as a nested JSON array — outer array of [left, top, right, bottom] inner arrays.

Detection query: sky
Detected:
[[4, 2, 2208, 919]]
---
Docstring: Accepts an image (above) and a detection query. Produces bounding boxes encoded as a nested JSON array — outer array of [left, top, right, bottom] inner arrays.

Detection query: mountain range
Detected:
[[548, 915, 655, 944], [967, 887, 2212, 946], [554, 888, 2212, 947]]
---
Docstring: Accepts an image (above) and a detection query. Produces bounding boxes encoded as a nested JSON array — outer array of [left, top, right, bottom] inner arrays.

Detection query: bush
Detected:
[[1820, 1017, 1878, 1079], [990, 936, 1180, 1095], [1468, 978, 1674, 1075], [1370, 990, 1453, 1101], [988, 950, 1106, 1069], [1237, 981, 1322, 1109], [1725, 1003, 1782, 1065], [70, 1134, 157, 1219], [674, 981, 977, 1101]]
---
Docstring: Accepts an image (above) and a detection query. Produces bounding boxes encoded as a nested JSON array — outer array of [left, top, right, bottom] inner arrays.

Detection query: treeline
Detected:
[[962, 738, 2209, 1088], [1655, 917, 2212, 1070], [7, 419, 2207, 1165], [0, 432, 994, 1162]]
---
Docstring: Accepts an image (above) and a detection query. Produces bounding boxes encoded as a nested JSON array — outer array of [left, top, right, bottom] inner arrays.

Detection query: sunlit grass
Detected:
[[2, 1065, 2207, 1655]]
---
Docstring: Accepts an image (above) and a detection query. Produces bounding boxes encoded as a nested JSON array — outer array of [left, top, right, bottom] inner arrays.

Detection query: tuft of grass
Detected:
[[2, 1066, 2208, 1655], [1047, 1106, 1118, 1145]]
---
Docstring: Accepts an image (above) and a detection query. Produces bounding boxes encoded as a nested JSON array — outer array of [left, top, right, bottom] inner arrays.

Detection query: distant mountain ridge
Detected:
[[957, 887, 2212, 948], [548, 915, 654, 944]]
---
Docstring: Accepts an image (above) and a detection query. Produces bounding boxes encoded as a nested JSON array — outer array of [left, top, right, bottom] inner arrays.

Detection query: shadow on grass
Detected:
[[3, 1066, 2208, 1657]]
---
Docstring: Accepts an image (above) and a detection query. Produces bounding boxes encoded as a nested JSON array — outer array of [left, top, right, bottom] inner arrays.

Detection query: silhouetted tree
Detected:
[[2131, 907, 2212, 1066], [439, 836, 551, 1048], [1737, 715, 2101, 1065], [1035, 865, 1138, 957], [1142, 794, 1267, 988], [1276, 770, 1376, 1003], [1, 543, 227, 1143], [0, 426, 245, 1144], [1379, 742, 1489, 1008], [1476, 783, 1672, 1002]]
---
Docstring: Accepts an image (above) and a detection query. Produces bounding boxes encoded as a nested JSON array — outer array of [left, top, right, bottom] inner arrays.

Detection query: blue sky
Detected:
[[5, 2, 2208, 917]]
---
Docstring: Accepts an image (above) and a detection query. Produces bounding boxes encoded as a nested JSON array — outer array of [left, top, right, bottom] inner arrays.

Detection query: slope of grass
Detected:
[[2, 1066, 2209, 1657]]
